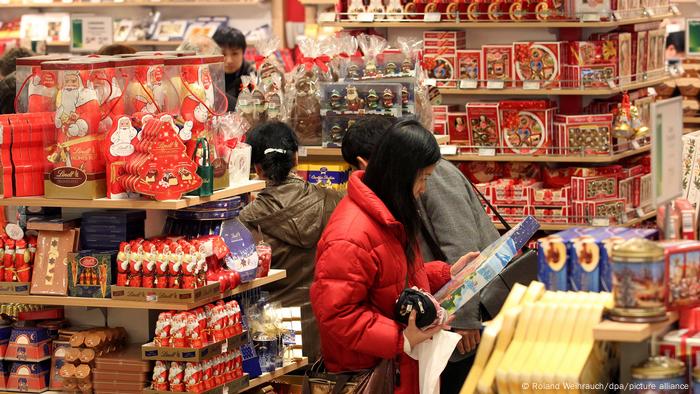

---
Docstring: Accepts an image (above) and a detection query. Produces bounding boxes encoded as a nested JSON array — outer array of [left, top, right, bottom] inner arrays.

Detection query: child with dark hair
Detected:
[[212, 26, 255, 111], [239, 121, 343, 362]]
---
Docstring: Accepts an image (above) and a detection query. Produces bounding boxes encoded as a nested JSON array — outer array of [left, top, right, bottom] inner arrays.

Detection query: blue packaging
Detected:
[[567, 227, 627, 292], [598, 228, 658, 292], [537, 228, 587, 291]]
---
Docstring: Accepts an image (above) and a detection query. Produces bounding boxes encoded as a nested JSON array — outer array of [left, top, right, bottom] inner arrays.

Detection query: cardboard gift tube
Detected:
[[69, 333, 85, 348], [84, 332, 103, 348], [75, 364, 91, 380], [65, 348, 81, 363], [79, 348, 95, 364]]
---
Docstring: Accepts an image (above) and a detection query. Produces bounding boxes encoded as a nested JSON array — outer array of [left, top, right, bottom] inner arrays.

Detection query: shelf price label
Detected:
[[612, 11, 621, 20], [636, 208, 646, 218], [523, 81, 540, 90], [319, 12, 337, 22], [648, 87, 657, 96], [478, 148, 496, 156], [223, 387, 230, 394], [607, 80, 617, 89], [298, 146, 308, 157], [146, 295, 158, 302], [357, 12, 375, 22], [672, 4, 680, 15], [221, 341, 229, 354], [460, 79, 478, 89], [644, 7, 655, 16], [486, 80, 504, 90], [581, 13, 601, 21], [440, 145, 458, 156], [424, 12, 442, 22], [424, 78, 437, 87], [631, 140, 642, 150], [591, 218, 610, 227]]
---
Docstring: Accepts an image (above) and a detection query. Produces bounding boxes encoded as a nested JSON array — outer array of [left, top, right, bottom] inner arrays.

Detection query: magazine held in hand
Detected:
[[434, 216, 540, 316]]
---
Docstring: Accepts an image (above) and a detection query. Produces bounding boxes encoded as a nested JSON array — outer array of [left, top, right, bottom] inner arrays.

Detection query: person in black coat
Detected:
[[213, 27, 255, 112]]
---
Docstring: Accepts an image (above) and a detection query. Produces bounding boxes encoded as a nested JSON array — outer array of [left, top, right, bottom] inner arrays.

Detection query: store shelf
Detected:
[[321, 14, 672, 29], [494, 211, 657, 231], [0, 0, 259, 7], [241, 358, 309, 392], [593, 312, 678, 342], [0, 180, 265, 210], [46, 40, 182, 47], [0, 270, 286, 310], [298, 0, 334, 5], [440, 75, 670, 96], [299, 135, 449, 159], [444, 144, 650, 163]]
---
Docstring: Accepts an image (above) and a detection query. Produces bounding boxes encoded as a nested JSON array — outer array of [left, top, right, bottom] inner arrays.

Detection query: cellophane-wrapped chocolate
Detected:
[[264, 74, 285, 122], [212, 113, 251, 184], [357, 34, 389, 79], [331, 33, 359, 80], [236, 75, 257, 128], [288, 38, 334, 146], [254, 36, 286, 90]]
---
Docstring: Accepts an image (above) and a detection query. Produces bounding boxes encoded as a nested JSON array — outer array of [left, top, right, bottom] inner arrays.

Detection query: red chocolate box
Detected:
[[513, 42, 562, 88], [7, 362, 50, 393], [499, 100, 556, 155], [457, 50, 481, 82], [571, 175, 619, 201], [482, 45, 514, 86], [529, 186, 571, 207], [447, 112, 469, 145], [423, 55, 457, 87], [553, 114, 614, 156], [466, 102, 501, 150]]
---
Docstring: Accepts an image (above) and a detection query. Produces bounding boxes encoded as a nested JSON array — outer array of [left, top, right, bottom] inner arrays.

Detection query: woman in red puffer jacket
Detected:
[[311, 120, 477, 394]]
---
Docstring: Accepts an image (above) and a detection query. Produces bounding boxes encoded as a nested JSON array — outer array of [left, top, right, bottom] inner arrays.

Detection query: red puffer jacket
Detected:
[[311, 171, 452, 394]]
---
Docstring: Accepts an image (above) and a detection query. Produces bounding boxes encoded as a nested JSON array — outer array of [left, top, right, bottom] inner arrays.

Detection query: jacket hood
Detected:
[[348, 171, 404, 237], [240, 175, 331, 249]]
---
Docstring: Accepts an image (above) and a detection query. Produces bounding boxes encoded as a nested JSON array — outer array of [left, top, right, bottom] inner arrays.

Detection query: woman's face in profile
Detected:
[[413, 164, 438, 198]]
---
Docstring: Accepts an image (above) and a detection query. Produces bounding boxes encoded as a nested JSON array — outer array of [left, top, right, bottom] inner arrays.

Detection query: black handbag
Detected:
[[394, 287, 438, 329]]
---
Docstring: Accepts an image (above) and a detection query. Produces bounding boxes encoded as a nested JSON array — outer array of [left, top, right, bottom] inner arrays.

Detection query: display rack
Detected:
[[241, 358, 309, 392], [443, 145, 651, 163], [439, 75, 669, 96], [0, 270, 286, 310], [0, 180, 265, 210], [320, 13, 673, 29], [0, 0, 260, 7], [593, 312, 679, 342], [46, 40, 182, 47], [494, 211, 657, 231]]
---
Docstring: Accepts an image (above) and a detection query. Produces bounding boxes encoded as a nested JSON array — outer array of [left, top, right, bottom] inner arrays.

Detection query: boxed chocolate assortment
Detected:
[[67, 251, 116, 298]]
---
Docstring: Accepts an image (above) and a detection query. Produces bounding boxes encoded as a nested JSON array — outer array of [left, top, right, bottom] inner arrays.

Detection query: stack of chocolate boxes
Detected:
[[422, 31, 466, 88], [79, 210, 146, 252], [537, 227, 657, 292], [5, 327, 51, 392]]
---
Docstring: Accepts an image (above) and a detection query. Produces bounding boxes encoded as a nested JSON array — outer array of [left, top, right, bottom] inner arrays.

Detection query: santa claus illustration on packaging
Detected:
[[27, 69, 58, 113], [90, 69, 124, 134], [48, 69, 101, 172], [54, 70, 98, 138], [132, 64, 166, 115], [180, 64, 215, 154], [109, 117, 137, 157]]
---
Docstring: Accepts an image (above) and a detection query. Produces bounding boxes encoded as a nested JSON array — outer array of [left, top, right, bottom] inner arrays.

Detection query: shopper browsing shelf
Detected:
[[213, 27, 255, 112], [340, 116, 500, 394], [311, 120, 480, 394], [0, 47, 34, 115], [239, 121, 342, 362]]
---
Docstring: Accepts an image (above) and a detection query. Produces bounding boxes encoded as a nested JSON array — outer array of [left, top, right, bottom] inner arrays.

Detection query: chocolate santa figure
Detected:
[[116, 242, 130, 286], [142, 241, 157, 288], [152, 361, 169, 391], [109, 117, 138, 157], [168, 362, 185, 392], [180, 64, 215, 156]]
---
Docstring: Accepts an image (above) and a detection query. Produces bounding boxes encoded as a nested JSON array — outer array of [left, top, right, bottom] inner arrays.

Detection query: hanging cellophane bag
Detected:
[[213, 112, 251, 185], [264, 74, 285, 122], [356, 34, 388, 79], [288, 37, 334, 146], [254, 37, 286, 90], [236, 75, 256, 129], [330, 33, 358, 81]]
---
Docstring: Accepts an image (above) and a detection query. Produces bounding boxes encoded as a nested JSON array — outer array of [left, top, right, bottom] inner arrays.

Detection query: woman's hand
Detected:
[[403, 310, 452, 350], [451, 252, 480, 277]]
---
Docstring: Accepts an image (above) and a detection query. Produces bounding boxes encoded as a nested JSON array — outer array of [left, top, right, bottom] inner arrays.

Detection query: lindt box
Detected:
[[7, 362, 50, 393], [6, 327, 51, 362], [482, 45, 514, 86], [67, 251, 116, 298], [466, 102, 501, 150]]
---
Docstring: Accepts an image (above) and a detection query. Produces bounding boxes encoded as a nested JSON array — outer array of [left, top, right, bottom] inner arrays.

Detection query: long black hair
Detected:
[[363, 119, 441, 265], [247, 121, 299, 184]]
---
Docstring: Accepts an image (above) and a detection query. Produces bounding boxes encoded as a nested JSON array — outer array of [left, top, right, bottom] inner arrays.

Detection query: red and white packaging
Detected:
[[553, 114, 614, 156], [151, 361, 169, 391], [571, 175, 619, 201], [170, 312, 189, 348], [512, 42, 562, 88], [499, 100, 556, 155], [490, 179, 542, 205], [532, 206, 571, 224], [457, 50, 481, 82], [184, 362, 202, 392], [466, 102, 501, 150], [482, 45, 514, 86], [168, 362, 185, 392], [154, 312, 172, 347], [529, 186, 570, 207], [423, 31, 467, 49], [447, 112, 469, 146]]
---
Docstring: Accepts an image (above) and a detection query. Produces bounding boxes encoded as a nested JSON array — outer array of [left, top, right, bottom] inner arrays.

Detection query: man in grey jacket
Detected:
[[341, 116, 501, 394]]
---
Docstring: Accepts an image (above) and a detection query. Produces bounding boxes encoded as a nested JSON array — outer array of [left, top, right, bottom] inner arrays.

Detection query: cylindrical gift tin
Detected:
[[610, 238, 667, 323], [632, 356, 685, 394]]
